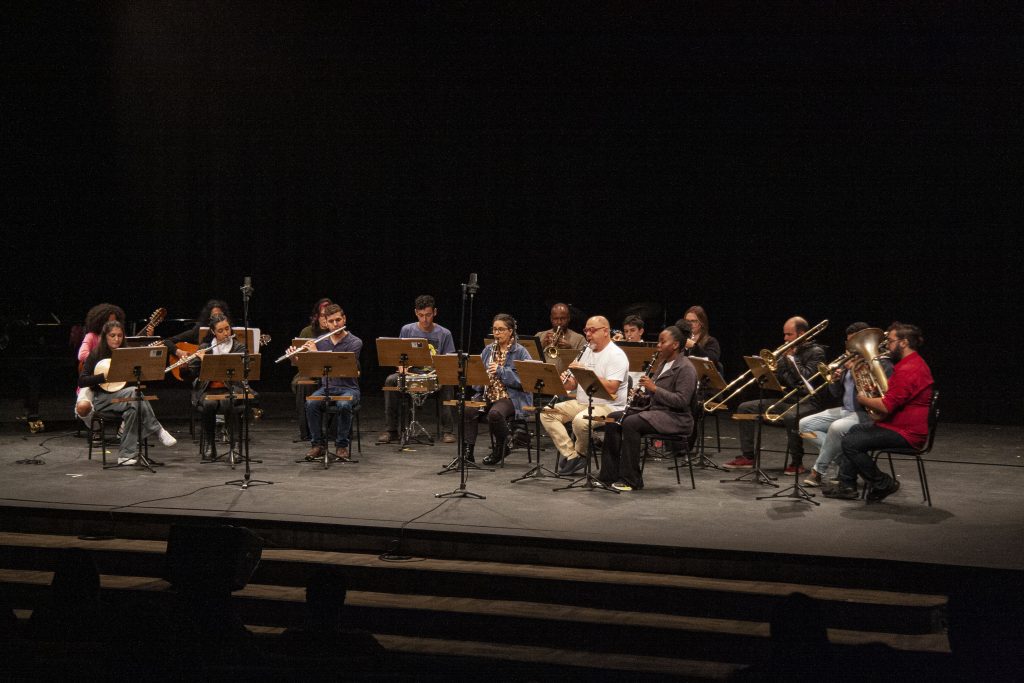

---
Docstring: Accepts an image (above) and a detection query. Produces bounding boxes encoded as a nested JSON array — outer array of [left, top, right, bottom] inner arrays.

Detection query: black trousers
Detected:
[[462, 398, 515, 447], [598, 411, 659, 488]]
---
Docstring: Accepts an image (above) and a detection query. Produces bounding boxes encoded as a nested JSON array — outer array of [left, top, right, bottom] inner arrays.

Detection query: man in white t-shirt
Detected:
[[540, 316, 629, 476]]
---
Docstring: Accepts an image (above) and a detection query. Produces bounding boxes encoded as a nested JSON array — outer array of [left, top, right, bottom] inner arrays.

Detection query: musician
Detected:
[[378, 295, 456, 444], [293, 298, 333, 442], [826, 323, 933, 501], [722, 316, 827, 474], [182, 314, 250, 462], [536, 303, 587, 356], [540, 316, 630, 476], [163, 299, 232, 361], [676, 305, 721, 366], [75, 303, 127, 419], [596, 326, 697, 491], [303, 304, 363, 462], [612, 315, 645, 342], [78, 320, 177, 465], [463, 314, 534, 465], [799, 322, 894, 487]]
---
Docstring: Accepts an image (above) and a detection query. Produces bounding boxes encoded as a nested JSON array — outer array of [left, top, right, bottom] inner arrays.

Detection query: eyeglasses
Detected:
[[491, 327, 510, 333], [583, 327, 608, 334]]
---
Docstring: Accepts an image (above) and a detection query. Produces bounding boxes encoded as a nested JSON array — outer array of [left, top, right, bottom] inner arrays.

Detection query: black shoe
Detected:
[[867, 479, 901, 502], [483, 443, 507, 466], [823, 485, 859, 500]]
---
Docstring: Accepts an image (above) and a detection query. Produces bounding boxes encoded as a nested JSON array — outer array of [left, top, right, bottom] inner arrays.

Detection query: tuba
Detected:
[[846, 327, 889, 398]]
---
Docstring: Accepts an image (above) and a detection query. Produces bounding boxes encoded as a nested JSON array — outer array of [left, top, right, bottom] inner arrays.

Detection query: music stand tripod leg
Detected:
[[553, 392, 617, 493]]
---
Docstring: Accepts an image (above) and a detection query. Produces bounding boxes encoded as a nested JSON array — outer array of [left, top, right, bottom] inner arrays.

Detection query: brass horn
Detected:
[[704, 319, 829, 412], [543, 326, 564, 359]]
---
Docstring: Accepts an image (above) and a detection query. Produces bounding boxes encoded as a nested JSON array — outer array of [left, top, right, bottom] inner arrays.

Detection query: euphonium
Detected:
[[543, 326, 565, 359]]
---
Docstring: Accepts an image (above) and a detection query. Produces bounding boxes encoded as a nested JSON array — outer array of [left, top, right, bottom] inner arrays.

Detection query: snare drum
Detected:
[[405, 371, 438, 394]]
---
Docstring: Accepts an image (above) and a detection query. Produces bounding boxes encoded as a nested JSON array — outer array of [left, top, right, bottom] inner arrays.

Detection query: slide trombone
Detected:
[[703, 319, 829, 412], [274, 326, 346, 363], [762, 326, 888, 422]]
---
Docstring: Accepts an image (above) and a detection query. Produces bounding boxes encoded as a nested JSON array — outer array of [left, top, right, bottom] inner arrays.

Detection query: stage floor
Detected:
[[1, 393, 1022, 572]]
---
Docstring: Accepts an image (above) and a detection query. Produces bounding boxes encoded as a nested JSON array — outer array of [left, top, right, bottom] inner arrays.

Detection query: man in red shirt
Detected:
[[825, 323, 934, 502]]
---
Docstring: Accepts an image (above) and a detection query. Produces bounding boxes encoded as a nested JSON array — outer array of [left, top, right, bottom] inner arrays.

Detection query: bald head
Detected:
[[584, 316, 612, 350], [783, 316, 808, 343]]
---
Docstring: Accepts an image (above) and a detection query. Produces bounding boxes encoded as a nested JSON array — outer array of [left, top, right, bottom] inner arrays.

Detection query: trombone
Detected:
[[762, 326, 888, 422], [703, 319, 829, 412]]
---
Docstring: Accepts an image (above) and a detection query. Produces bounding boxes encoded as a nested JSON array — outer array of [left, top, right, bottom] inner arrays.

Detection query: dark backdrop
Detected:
[[3, 3, 1020, 424]]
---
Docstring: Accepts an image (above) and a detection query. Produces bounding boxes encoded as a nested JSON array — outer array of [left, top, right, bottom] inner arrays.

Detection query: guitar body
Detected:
[[169, 343, 199, 381]]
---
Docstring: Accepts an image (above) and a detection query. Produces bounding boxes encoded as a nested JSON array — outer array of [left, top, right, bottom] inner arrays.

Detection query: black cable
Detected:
[[378, 498, 449, 562], [12, 430, 77, 465]]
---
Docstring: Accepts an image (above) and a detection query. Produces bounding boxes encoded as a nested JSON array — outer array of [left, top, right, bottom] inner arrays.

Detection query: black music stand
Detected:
[[434, 353, 492, 475], [511, 360, 568, 482], [688, 357, 727, 471], [295, 351, 360, 469], [553, 367, 618, 494], [757, 361, 818, 505], [200, 353, 260, 469], [721, 356, 783, 488], [105, 346, 168, 473], [377, 337, 434, 451]]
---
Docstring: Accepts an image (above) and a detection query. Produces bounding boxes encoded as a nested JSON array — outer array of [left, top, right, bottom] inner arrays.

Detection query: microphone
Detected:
[[241, 276, 254, 297], [466, 272, 479, 295]]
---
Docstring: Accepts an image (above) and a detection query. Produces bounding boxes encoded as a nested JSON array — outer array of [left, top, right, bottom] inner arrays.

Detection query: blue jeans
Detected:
[[306, 387, 359, 447], [799, 408, 869, 476], [839, 423, 909, 489]]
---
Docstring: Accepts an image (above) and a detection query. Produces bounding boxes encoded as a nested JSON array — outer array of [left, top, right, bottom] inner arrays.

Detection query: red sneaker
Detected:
[[784, 465, 806, 475], [722, 456, 755, 470]]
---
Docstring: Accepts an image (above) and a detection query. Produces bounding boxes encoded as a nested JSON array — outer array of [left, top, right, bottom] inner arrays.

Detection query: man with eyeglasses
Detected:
[[539, 316, 630, 476], [826, 322, 933, 502]]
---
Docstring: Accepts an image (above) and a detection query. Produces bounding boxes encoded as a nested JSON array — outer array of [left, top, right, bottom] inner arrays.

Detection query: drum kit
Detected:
[[401, 370, 438, 445]]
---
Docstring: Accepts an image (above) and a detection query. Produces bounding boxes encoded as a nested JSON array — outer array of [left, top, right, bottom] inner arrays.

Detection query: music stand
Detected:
[[620, 344, 659, 372], [377, 337, 434, 451], [720, 356, 783, 488], [434, 353, 491, 474], [511, 360, 568, 482], [295, 351, 359, 468], [106, 346, 167, 473], [200, 327, 264, 353], [554, 348, 581, 373], [199, 353, 261, 468], [124, 336, 162, 348], [757, 365, 819, 506], [553, 367, 617, 494], [687, 357, 728, 471]]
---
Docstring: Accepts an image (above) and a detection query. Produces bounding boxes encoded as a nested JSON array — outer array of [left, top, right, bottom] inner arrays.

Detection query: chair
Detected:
[[488, 415, 533, 467], [642, 432, 696, 488], [325, 398, 362, 455], [302, 394, 361, 468], [869, 388, 940, 506], [88, 410, 123, 464]]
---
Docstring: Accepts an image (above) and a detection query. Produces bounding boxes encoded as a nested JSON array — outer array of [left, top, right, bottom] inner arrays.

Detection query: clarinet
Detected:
[[619, 349, 661, 421]]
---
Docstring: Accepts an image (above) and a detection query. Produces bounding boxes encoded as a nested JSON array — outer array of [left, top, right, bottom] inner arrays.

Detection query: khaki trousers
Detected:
[[540, 399, 617, 459]]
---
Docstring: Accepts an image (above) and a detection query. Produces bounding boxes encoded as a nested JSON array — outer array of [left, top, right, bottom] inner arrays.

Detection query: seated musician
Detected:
[[539, 316, 629, 476], [677, 305, 721, 367], [301, 304, 363, 462], [293, 297, 333, 442], [78, 320, 177, 466], [826, 323, 933, 501], [181, 314, 249, 462], [378, 295, 456, 444], [613, 314, 647, 390], [163, 299, 231, 362], [75, 303, 127, 420], [722, 316, 828, 474], [799, 322, 894, 487], [597, 326, 697, 491], [536, 302, 587, 358], [463, 314, 534, 465]]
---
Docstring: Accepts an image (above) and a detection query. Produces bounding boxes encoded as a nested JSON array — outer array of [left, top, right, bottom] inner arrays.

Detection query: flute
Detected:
[[274, 326, 346, 363]]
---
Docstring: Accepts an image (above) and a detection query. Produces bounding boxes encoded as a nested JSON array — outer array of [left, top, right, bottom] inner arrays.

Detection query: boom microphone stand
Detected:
[[226, 276, 272, 491], [436, 273, 485, 500]]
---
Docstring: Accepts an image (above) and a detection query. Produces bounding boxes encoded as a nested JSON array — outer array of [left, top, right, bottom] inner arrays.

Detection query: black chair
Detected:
[[325, 398, 362, 455], [869, 388, 940, 506], [488, 415, 533, 467], [641, 431, 696, 488], [88, 410, 123, 464]]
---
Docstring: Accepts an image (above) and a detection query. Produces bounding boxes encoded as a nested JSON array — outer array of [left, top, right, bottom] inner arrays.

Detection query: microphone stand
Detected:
[[226, 277, 272, 491], [436, 274, 484, 500]]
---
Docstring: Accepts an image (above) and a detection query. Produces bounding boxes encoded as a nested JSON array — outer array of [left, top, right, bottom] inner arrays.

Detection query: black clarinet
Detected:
[[617, 349, 661, 423]]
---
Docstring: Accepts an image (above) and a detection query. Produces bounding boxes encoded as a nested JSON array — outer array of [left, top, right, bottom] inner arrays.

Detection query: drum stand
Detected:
[[401, 387, 434, 448]]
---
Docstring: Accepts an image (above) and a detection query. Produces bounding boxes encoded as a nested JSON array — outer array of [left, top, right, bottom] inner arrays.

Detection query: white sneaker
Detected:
[[157, 429, 177, 447], [118, 457, 138, 466]]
